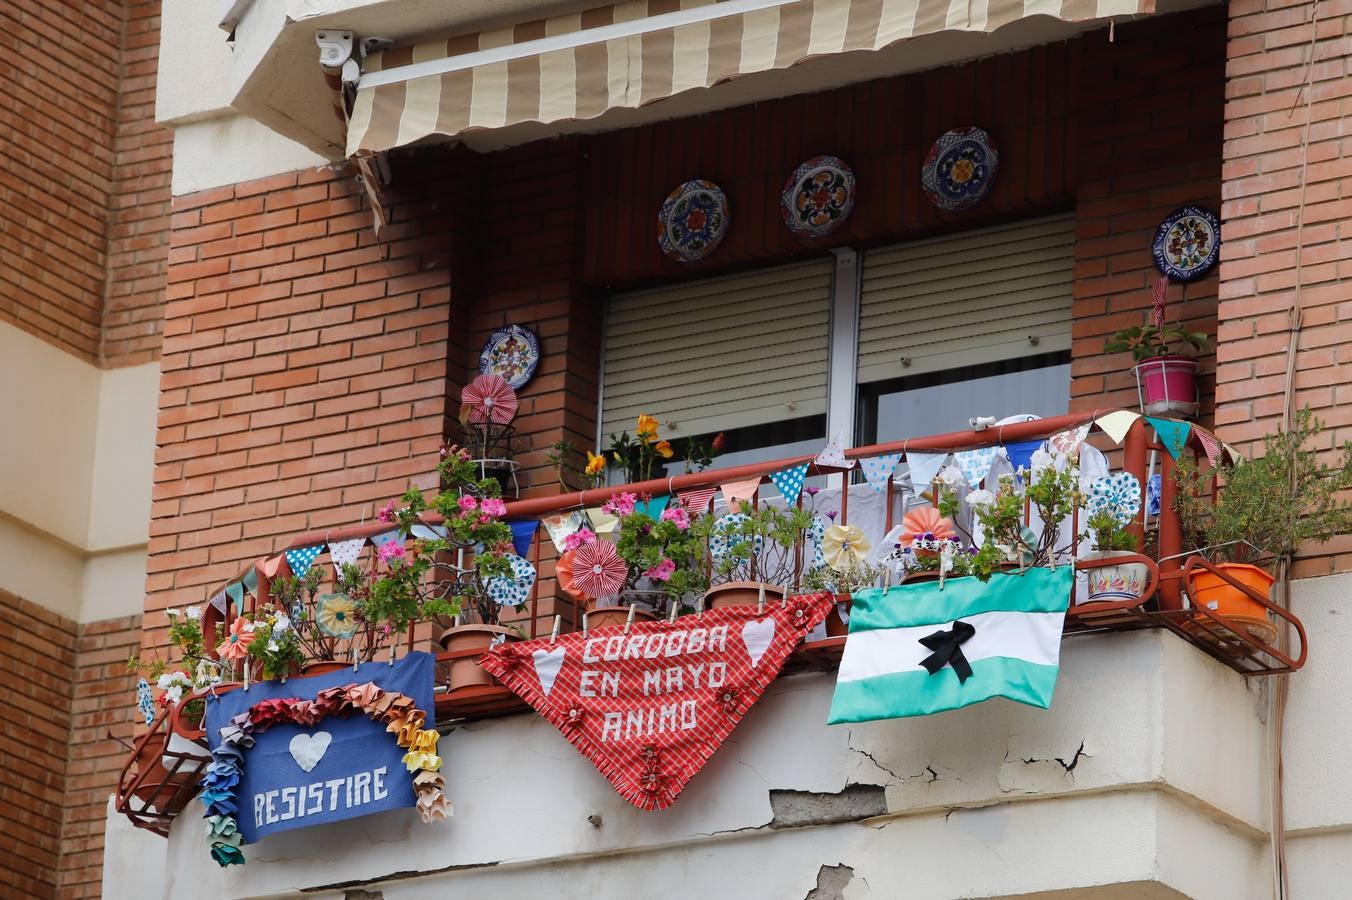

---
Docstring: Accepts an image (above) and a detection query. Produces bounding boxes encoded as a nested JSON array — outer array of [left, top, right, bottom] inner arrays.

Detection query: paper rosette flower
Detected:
[[347, 682, 384, 709], [316, 592, 359, 639], [461, 373, 518, 425], [821, 524, 871, 571], [417, 790, 452, 823], [563, 540, 627, 599], [217, 616, 255, 662], [900, 507, 957, 557]]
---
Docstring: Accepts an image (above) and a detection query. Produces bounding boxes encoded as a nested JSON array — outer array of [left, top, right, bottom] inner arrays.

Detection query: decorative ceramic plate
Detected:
[[657, 180, 729, 262], [920, 127, 999, 212], [781, 156, 856, 237], [479, 324, 540, 390], [1152, 205, 1220, 282]]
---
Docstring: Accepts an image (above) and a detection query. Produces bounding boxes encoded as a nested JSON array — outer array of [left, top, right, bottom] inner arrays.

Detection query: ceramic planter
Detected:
[[704, 581, 786, 610], [301, 660, 351, 677], [1135, 356, 1199, 419], [1080, 550, 1151, 604], [1187, 562, 1276, 642], [438, 623, 520, 692]]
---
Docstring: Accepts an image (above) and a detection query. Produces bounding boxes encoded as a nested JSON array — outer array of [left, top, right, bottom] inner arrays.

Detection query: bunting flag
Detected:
[[371, 528, 402, 548], [720, 477, 761, 513], [828, 567, 1073, 723], [225, 582, 245, 613], [814, 434, 856, 469], [1145, 417, 1191, 460], [953, 447, 998, 487], [1194, 428, 1222, 464], [327, 538, 366, 575], [258, 555, 284, 578], [859, 454, 902, 494], [241, 568, 258, 597], [1224, 443, 1245, 463], [509, 520, 540, 558], [902, 452, 948, 494], [284, 545, 324, 579], [1002, 440, 1043, 473], [1048, 424, 1090, 460], [769, 463, 810, 505], [209, 590, 229, 615], [586, 507, 620, 534], [1094, 410, 1141, 445], [635, 496, 671, 519], [677, 486, 717, 513], [543, 512, 587, 553], [410, 524, 449, 541]]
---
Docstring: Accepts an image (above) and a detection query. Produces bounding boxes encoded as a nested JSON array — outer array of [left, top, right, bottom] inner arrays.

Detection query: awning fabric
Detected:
[[346, 0, 1154, 157]]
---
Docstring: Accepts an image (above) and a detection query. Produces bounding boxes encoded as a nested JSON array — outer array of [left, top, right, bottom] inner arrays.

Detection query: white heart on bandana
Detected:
[[289, 732, 332, 773], [532, 647, 567, 697], [742, 617, 776, 668]]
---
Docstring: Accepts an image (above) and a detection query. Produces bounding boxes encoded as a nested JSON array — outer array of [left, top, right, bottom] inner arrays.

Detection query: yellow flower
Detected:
[[654, 440, 674, 459], [636, 413, 659, 442], [585, 451, 606, 476]]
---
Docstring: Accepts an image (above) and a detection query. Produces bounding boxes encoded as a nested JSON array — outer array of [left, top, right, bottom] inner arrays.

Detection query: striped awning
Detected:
[[346, 0, 1154, 157]]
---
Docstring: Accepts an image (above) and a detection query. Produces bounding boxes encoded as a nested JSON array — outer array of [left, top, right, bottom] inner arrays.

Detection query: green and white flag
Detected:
[[828, 567, 1073, 723]]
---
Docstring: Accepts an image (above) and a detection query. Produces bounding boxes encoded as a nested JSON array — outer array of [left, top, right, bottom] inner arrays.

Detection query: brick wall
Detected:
[[0, 0, 170, 367], [1218, 0, 1352, 576]]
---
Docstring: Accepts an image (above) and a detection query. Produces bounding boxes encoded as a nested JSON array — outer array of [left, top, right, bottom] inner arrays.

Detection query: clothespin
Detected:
[[757, 583, 766, 613], [668, 601, 679, 623], [550, 614, 561, 644], [243, 659, 251, 692], [623, 605, 637, 634]]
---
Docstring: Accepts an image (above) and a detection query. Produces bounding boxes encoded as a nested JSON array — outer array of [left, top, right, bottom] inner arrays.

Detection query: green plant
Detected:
[[971, 455, 1083, 577], [698, 503, 817, 590], [245, 603, 306, 680], [546, 439, 579, 490], [127, 605, 221, 722], [802, 560, 884, 593], [1105, 323, 1208, 362], [681, 432, 723, 474], [611, 496, 709, 607], [608, 413, 673, 483], [1083, 509, 1138, 552], [1174, 408, 1352, 568]]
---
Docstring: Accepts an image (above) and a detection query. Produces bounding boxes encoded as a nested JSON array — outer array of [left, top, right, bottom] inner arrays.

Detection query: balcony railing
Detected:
[[117, 409, 1307, 832]]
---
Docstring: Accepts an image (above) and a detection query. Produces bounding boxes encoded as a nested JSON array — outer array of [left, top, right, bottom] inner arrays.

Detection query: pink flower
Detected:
[[563, 528, 596, 551], [602, 492, 638, 517], [644, 558, 676, 582], [457, 495, 478, 513], [378, 541, 406, 562], [377, 501, 397, 523], [660, 507, 690, 530], [480, 498, 507, 517]]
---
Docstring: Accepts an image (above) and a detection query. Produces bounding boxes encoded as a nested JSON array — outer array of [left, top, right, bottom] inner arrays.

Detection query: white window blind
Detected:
[[857, 214, 1075, 384], [602, 258, 833, 442]]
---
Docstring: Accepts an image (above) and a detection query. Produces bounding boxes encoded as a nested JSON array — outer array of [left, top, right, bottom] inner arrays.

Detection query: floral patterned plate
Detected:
[[920, 127, 999, 212], [657, 179, 729, 262], [781, 156, 856, 237], [1152, 205, 1220, 283], [479, 324, 540, 390]]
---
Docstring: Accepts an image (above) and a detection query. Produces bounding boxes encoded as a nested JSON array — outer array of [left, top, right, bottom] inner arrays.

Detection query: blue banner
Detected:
[[204, 653, 435, 843]]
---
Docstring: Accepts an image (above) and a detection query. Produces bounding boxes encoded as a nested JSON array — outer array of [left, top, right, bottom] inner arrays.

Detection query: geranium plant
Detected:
[[1104, 323, 1208, 362], [609, 493, 710, 610]]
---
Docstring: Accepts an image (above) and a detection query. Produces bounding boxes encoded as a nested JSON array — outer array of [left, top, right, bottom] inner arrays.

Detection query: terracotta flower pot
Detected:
[[704, 581, 786, 610], [824, 593, 852, 637], [301, 660, 351, 677], [584, 606, 659, 631], [1079, 550, 1151, 604], [1135, 356, 1199, 419], [1188, 562, 1276, 642], [438, 624, 520, 692]]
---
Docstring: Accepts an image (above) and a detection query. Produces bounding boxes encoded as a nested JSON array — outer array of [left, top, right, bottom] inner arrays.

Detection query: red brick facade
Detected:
[[1218, 0, 1352, 576], [0, 590, 139, 899], [0, 0, 171, 367]]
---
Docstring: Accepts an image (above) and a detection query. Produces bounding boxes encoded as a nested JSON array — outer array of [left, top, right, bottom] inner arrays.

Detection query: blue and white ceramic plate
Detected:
[[657, 180, 729, 263], [1152, 205, 1220, 283], [921, 127, 999, 212], [480, 324, 540, 390], [781, 156, 856, 237]]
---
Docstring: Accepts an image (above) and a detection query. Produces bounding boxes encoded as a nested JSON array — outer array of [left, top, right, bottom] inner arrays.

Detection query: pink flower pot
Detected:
[[1135, 356, 1199, 419]]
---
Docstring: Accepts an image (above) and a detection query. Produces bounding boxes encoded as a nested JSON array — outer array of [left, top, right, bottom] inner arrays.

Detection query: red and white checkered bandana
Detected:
[[480, 594, 832, 810]]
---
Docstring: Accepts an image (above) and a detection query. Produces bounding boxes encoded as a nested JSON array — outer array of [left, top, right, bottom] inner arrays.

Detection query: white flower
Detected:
[[966, 488, 996, 508], [1029, 448, 1055, 476], [936, 465, 966, 487], [162, 685, 184, 705], [157, 670, 190, 691], [185, 606, 201, 621], [165, 607, 181, 619], [273, 614, 291, 633], [266, 641, 279, 653], [243, 621, 256, 632]]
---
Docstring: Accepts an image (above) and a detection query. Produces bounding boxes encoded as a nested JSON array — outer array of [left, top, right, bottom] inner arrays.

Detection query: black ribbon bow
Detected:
[[918, 620, 976, 684]]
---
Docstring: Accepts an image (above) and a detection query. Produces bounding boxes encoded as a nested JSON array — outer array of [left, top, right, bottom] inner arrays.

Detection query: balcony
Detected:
[[115, 408, 1306, 840]]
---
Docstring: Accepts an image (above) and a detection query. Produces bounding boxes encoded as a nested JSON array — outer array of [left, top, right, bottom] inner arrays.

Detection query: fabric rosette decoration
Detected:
[[217, 616, 255, 662], [315, 592, 359, 639], [821, 524, 871, 572], [460, 373, 518, 426], [899, 508, 957, 558], [559, 541, 627, 599]]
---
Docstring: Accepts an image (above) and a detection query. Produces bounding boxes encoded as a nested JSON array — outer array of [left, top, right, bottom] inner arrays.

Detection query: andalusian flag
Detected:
[[828, 567, 1073, 723]]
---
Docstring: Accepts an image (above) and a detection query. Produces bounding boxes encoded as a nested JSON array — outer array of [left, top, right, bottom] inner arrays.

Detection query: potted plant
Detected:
[[607, 413, 674, 484], [700, 502, 817, 609], [1078, 510, 1150, 604], [458, 374, 522, 497], [1105, 278, 1209, 419], [967, 454, 1083, 578], [802, 560, 885, 637], [1174, 409, 1352, 639], [606, 494, 709, 625]]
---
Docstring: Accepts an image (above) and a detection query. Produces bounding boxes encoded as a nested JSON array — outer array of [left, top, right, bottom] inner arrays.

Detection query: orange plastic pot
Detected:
[[1188, 563, 1275, 640]]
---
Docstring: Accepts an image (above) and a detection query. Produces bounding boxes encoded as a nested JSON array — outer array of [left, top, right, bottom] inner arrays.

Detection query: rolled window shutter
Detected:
[[603, 258, 833, 442], [857, 214, 1074, 384]]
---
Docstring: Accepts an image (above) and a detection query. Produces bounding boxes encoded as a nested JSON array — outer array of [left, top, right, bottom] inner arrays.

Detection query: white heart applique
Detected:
[[532, 647, 566, 697], [742, 617, 776, 668], [289, 732, 332, 773]]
